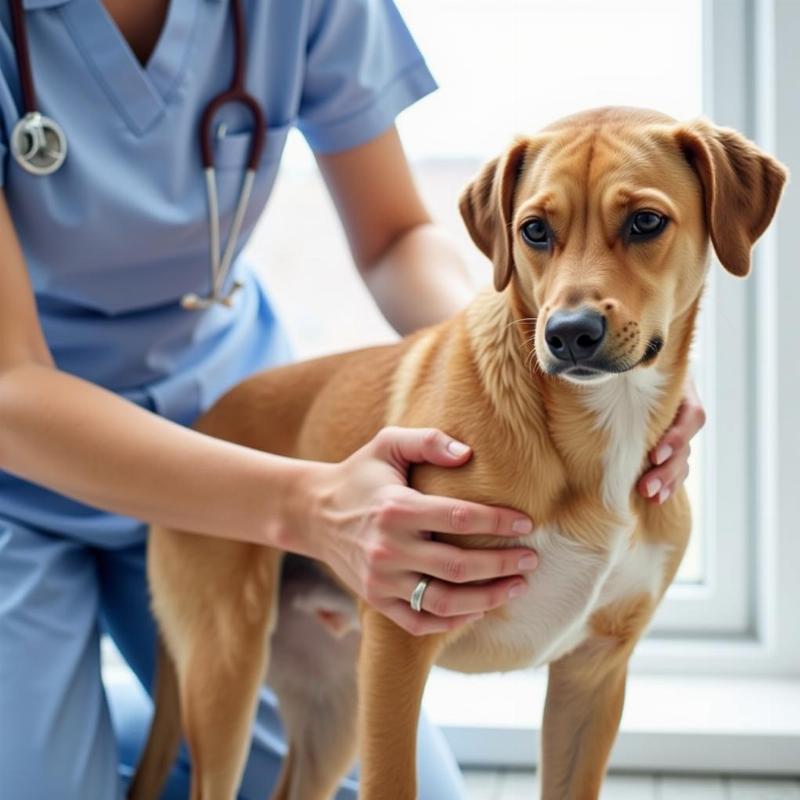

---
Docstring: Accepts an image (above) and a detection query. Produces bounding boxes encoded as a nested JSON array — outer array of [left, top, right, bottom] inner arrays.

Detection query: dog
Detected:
[[129, 107, 787, 800]]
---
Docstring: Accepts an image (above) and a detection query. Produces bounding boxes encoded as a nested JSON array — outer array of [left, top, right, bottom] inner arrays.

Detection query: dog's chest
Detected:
[[440, 370, 669, 672]]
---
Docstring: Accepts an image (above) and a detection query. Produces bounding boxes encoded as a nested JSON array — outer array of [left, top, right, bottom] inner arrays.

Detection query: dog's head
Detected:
[[459, 107, 787, 384]]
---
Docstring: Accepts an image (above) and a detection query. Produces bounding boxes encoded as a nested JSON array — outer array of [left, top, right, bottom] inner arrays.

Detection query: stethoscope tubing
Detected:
[[9, 0, 37, 114], [8, 0, 68, 175], [8, 0, 268, 309], [194, 0, 267, 307]]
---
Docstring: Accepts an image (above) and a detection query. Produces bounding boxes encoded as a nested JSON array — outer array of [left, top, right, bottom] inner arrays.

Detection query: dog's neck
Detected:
[[465, 284, 699, 516]]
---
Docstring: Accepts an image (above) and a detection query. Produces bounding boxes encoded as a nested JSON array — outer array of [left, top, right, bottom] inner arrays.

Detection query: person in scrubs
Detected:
[[0, 1, 705, 798]]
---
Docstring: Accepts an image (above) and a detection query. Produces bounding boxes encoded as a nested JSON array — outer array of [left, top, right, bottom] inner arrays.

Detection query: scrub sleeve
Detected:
[[0, 1, 465, 798]]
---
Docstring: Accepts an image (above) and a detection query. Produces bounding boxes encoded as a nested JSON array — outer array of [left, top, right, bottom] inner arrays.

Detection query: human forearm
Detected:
[[0, 362, 311, 548], [362, 223, 476, 335]]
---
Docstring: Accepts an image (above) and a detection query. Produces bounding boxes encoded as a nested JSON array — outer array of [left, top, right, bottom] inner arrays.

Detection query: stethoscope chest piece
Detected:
[[11, 111, 67, 176]]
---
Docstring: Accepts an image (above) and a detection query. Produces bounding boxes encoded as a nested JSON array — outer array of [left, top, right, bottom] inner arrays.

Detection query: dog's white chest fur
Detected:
[[442, 369, 670, 672]]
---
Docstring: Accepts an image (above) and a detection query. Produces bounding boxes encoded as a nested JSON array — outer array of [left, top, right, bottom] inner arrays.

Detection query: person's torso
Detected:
[[0, 0, 308, 395]]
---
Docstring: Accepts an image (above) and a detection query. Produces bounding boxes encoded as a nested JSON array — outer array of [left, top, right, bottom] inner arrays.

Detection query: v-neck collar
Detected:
[[57, 0, 203, 135]]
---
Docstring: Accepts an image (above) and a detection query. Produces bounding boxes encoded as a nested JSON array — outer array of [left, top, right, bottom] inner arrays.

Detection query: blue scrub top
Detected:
[[0, 0, 436, 544]]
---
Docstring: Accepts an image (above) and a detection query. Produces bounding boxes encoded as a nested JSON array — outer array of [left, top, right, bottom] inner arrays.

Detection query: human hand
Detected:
[[304, 427, 538, 636], [638, 375, 707, 505]]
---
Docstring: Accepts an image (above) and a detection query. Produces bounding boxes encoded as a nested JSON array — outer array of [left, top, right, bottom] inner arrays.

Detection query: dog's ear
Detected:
[[675, 120, 788, 277], [459, 139, 530, 291]]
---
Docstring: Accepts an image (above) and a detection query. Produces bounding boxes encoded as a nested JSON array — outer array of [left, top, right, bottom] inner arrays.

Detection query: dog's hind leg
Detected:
[[357, 609, 445, 800], [268, 668, 359, 800], [150, 537, 282, 800], [127, 640, 182, 800], [266, 559, 361, 800]]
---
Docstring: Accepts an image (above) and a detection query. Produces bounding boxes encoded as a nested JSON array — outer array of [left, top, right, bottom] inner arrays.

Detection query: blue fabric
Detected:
[[0, 0, 436, 543], [0, 518, 467, 799], [0, 0, 448, 796]]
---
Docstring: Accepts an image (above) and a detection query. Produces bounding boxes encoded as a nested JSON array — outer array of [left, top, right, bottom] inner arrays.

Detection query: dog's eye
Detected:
[[629, 210, 667, 240], [521, 218, 550, 249]]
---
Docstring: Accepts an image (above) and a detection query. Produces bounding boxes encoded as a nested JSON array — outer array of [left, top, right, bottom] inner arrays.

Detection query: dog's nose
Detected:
[[545, 309, 606, 363]]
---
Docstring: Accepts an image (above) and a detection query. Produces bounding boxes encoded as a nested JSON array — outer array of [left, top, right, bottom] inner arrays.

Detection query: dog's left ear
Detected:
[[675, 120, 788, 277], [459, 138, 530, 291]]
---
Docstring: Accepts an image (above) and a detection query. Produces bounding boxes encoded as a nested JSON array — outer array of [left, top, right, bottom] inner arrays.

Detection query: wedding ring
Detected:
[[409, 575, 431, 613]]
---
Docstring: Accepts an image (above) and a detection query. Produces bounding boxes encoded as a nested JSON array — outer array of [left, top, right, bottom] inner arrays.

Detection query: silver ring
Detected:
[[409, 575, 431, 613]]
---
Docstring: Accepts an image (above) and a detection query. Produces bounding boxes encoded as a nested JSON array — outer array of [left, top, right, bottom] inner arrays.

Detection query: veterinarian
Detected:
[[0, 1, 705, 798]]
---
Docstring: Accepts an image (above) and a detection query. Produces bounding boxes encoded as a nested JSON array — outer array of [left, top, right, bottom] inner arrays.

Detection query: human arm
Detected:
[[315, 125, 475, 334], [0, 192, 536, 634], [0, 193, 316, 544]]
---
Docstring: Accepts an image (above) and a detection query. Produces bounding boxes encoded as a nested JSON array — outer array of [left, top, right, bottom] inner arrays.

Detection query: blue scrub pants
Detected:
[[0, 518, 466, 800]]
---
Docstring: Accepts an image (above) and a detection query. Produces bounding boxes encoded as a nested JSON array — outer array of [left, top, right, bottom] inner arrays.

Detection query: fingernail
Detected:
[[512, 517, 533, 534], [447, 440, 470, 457], [645, 478, 662, 498], [518, 553, 538, 570], [658, 487, 671, 504], [509, 582, 528, 599], [655, 444, 673, 465]]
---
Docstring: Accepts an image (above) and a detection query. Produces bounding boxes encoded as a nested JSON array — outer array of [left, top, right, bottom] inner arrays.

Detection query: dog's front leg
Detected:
[[538, 594, 653, 800], [357, 608, 445, 800], [540, 651, 627, 799]]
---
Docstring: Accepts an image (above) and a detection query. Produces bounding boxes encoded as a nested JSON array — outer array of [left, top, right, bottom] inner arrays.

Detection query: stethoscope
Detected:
[[7, 0, 267, 310]]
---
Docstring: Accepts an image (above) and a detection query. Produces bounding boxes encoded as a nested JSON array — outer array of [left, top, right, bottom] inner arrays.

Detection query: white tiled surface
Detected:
[[463, 771, 800, 800]]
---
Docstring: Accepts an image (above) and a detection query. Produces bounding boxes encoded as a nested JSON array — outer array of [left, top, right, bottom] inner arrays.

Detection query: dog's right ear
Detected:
[[459, 139, 530, 291]]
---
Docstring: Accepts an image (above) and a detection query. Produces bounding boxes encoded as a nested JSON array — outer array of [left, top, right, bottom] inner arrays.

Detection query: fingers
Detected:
[[638, 380, 706, 503], [380, 571, 531, 635], [383, 601, 486, 637], [648, 393, 706, 468], [401, 573, 528, 617], [638, 444, 691, 504], [389, 490, 533, 538], [370, 426, 474, 471], [400, 540, 538, 583]]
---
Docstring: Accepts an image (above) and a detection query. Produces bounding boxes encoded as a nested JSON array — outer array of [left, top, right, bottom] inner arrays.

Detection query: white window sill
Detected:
[[423, 668, 800, 775]]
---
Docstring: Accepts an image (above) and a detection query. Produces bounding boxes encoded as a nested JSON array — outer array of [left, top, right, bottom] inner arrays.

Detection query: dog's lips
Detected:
[[558, 366, 616, 385], [538, 353, 652, 381]]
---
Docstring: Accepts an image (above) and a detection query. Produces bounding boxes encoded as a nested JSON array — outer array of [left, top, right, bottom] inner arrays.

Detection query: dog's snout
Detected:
[[545, 309, 606, 363]]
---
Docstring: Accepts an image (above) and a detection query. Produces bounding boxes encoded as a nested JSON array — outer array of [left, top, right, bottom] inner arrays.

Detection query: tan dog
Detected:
[[129, 107, 786, 800]]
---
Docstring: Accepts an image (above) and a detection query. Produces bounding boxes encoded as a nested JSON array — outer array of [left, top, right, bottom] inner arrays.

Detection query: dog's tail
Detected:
[[127, 637, 182, 800]]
